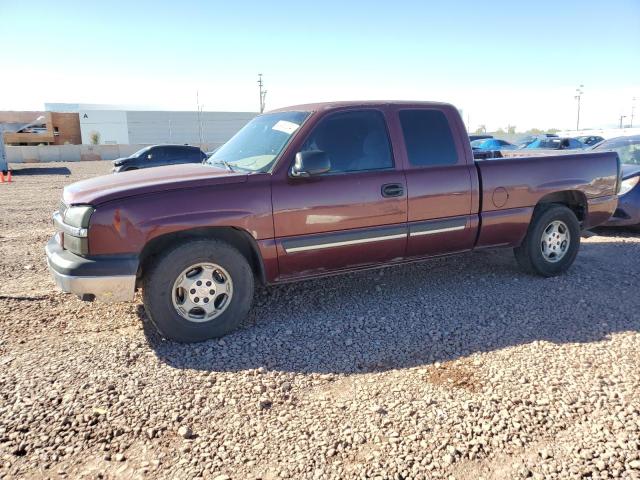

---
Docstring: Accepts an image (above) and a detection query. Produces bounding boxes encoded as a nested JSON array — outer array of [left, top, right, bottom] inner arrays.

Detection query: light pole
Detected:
[[574, 84, 584, 131], [258, 74, 267, 113], [619, 115, 627, 129], [631, 97, 636, 128]]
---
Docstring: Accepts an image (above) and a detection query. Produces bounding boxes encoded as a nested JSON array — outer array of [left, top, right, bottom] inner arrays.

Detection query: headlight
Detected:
[[64, 205, 94, 228], [619, 176, 639, 196], [53, 205, 94, 256]]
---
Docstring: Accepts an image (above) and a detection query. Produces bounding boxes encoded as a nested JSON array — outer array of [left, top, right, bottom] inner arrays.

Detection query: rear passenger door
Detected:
[[394, 107, 478, 258]]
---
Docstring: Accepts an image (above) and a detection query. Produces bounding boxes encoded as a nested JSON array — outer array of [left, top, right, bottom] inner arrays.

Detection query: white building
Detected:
[[79, 110, 256, 146], [46, 103, 256, 146]]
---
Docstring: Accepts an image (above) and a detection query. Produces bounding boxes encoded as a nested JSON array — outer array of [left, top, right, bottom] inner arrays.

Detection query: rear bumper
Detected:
[[45, 237, 138, 302]]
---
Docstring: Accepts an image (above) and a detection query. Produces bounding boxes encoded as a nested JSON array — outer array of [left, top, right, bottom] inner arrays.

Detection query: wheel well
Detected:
[[535, 191, 587, 224], [137, 227, 266, 286]]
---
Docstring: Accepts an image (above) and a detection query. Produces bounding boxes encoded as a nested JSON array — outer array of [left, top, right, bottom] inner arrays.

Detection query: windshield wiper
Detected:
[[209, 158, 235, 172]]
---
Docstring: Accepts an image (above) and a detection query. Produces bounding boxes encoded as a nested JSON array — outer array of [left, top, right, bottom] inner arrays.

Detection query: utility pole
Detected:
[[196, 91, 204, 147], [619, 115, 627, 129], [631, 97, 636, 128], [258, 74, 267, 113], [574, 84, 584, 131]]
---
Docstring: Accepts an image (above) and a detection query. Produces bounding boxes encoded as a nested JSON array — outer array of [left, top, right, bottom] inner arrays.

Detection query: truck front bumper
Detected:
[[45, 236, 138, 302]]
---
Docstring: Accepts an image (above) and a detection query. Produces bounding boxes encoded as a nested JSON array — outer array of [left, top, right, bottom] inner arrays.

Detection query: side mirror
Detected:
[[290, 150, 330, 177]]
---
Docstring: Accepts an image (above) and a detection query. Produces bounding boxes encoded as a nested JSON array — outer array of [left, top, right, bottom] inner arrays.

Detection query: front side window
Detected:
[[399, 110, 458, 166], [206, 111, 310, 172], [300, 110, 393, 173], [147, 148, 165, 161]]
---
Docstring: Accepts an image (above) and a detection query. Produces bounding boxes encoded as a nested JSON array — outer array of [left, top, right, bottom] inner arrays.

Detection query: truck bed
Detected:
[[473, 151, 619, 247]]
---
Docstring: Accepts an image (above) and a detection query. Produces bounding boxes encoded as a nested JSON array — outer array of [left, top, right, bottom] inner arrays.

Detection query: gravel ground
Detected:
[[0, 161, 639, 480]]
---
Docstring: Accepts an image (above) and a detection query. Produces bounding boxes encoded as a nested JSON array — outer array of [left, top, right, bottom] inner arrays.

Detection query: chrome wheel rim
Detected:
[[171, 263, 233, 322], [540, 220, 570, 263]]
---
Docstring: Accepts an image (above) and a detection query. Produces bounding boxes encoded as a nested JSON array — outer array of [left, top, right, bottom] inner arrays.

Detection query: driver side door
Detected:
[[271, 108, 408, 280]]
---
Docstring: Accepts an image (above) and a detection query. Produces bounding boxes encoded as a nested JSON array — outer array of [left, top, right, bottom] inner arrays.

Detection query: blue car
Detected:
[[522, 137, 585, 150], [591, 135, 640, 230], [470, 138, 517, 151]]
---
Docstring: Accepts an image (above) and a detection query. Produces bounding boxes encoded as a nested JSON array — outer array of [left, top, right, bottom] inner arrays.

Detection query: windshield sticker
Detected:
[[272, 120, 300, 135]]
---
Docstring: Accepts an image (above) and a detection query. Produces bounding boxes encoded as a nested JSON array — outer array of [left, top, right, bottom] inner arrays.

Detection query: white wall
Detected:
[[79, 110, 129, 144], [5, 143, 223, 164]]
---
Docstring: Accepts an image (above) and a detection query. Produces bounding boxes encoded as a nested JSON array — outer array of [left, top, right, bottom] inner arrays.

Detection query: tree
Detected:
[[89, 131, 101, 145], [475, 125, 487, 134], [507, 125, 516, 134], [495, 128, 506, 135]]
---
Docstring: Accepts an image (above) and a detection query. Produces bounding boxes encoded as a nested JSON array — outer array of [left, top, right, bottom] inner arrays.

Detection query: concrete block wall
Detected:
[[5, 143, 223, 164]]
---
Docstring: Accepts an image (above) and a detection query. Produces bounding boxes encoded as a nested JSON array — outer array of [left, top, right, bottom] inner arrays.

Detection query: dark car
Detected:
[[112, 145, 207, 172], [46, 100, 619, 342], [522, 137, 585, 150], [576, 135, 605, 146], [470, 138, 517, 151], [591, 135, 640, 230]]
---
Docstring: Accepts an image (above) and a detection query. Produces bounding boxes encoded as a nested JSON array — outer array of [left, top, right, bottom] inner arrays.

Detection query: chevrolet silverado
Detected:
[[46, 101, 620, 342]]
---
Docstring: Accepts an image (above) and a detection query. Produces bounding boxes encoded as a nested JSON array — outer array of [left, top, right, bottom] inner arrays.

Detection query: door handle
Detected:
[[381, 183, 404, 198]]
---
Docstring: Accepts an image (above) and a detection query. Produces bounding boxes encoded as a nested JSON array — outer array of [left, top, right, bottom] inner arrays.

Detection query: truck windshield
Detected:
[[205, 111, 310, 172]]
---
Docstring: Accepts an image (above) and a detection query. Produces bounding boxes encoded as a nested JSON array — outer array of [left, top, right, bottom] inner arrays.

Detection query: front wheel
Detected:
[[143, 239, 254, 342], [514, 204, 581, 277]]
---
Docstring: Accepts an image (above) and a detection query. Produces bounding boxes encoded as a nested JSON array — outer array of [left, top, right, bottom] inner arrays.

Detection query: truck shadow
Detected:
[[143, 238, 640, 374]]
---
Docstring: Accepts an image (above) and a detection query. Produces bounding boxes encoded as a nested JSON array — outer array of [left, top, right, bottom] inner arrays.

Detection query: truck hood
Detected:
[[64, 163, 248, 205]]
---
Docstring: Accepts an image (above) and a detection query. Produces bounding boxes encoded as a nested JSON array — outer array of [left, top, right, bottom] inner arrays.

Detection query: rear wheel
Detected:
[[514, 204, 581, 277], [143, 239, 254, 342]]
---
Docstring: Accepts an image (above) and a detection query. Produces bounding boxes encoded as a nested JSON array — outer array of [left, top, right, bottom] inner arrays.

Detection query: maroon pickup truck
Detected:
[[46, 101, 620, 342]]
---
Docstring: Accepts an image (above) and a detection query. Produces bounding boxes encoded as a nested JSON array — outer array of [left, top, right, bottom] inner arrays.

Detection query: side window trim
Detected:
[[298, 108, 396, 176]]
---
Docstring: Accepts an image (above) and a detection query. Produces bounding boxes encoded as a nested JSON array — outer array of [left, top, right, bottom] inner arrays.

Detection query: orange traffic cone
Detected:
[[0, 172, 4, 183], [6, 170, 11, 183]]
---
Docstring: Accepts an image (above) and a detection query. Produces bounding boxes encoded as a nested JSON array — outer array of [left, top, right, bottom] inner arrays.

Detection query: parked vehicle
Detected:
[[591, 135, 640, 230], [0, 139, 7, 173], [471, 138, 517, 151], [112, 144, 207, 172], [516, 133, 559, 148], [576, 135, 605, 147], [46, 101, 620, 342], [469, 134, 493, 142], [522, 137, 585, 150]]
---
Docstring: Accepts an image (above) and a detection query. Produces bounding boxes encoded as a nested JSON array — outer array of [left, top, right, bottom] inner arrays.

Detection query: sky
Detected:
[[1, 0, 639, 131]]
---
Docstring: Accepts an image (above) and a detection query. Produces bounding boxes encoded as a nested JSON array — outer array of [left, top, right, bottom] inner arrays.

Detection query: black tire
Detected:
[[514, 204, 581, 277], [142, 239, 254, 342]]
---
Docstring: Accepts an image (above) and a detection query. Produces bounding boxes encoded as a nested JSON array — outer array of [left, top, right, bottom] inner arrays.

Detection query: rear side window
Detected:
[[399, 110, 458, 166], [301, 110, 393, 173]]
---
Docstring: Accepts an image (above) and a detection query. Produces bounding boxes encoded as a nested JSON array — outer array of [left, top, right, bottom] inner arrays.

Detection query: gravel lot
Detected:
[[1, 161, 639, 480]]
